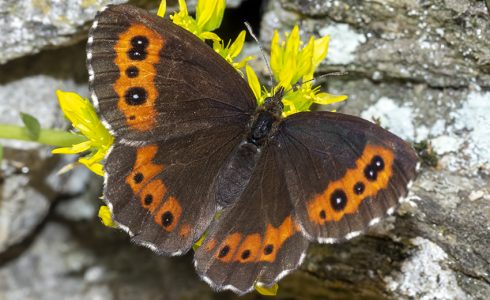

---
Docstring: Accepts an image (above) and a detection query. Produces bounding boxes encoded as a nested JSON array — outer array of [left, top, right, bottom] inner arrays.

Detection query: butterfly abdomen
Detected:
[[215, 142, 260, 207], [215, 109, 283, 207]]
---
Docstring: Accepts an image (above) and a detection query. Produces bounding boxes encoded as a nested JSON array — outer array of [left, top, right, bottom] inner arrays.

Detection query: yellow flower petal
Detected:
[[228, 30, 246, 59], [197, 0, 225, 32], [80, 159, 104, 176], [313, 92, 348, 105], [98, 205, 116, 228], [246, 65, 261, 101], [284, 26, 300, 70], [255, 282, 279, 296], [192, 233, 207, 251], [178, 0, 188, 15], [51, 140, 92, 154], [270, 30, 281, 79], [233, 55, 254, 70], [298, 36, 315, 81], [313, 35, 330, 67], [200, 31, 221, 42], [157, 0, 166, 18]]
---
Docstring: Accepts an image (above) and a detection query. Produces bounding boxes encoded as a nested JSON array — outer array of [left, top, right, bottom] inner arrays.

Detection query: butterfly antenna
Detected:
[[286, 71, 349, 93], [244, 22, 274, 89]]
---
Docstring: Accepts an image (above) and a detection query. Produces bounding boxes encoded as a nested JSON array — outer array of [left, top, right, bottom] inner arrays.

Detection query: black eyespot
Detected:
[[129, 115, 136, 120], [371, 155, 385, 171], [264, 244, 274, 255], [131, 35, 149, 49], [364, 165, 377, 181], [319, 210, 326, 219], [161, 211, 174, 227], [127, 48, 147, 60], [241, 250, 251, 260], [353, 182, 365, 195], [218, 245, 230, 258], [125, 87, 147, 105], [133, 172, 144, 184], [330, 189, 348, 211], [144, 194, 153, 205], [125, 66, 139, 78]]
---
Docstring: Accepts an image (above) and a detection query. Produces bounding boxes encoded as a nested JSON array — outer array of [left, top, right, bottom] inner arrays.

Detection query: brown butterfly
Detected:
[[87, 4, 419, 294]]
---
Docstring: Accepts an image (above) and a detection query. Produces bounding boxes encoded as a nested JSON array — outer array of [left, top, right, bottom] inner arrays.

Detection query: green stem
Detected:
[[0, 124, 87, 147]]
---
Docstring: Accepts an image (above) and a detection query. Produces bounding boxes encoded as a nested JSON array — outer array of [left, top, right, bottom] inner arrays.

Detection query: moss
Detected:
[[413, 140, 438, 168]]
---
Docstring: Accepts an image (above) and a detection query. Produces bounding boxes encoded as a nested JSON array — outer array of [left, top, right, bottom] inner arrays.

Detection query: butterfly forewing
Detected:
[[278, 111, 418, 242], [88, 5, 256, 143]]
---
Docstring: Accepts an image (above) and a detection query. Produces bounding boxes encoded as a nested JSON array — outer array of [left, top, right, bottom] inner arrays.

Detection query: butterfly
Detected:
[[87, 4, 419, 295]]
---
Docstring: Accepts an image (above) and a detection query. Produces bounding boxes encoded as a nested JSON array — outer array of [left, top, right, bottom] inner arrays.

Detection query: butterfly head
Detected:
[[263, 87, 285, 118]]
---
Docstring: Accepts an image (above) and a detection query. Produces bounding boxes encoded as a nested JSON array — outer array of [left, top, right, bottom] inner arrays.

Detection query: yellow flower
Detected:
[[52, 90, 113, 176], [271, 26, 326, 87], [213, 30, 254, 71], [255, 282, 279, 296], [98, 205, 116, 228], [158, 0, 251, 72], [246, 25, 348, 116], [192, 234, 207, 251], [159, 0, 223, 42]]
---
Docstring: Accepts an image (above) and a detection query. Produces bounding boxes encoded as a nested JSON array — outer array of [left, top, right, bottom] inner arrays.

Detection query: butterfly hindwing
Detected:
[[194, 145, 309, 294], [104, 116, 248, 255], [88, 5, 256, 143], [278, 111, 419, 242]]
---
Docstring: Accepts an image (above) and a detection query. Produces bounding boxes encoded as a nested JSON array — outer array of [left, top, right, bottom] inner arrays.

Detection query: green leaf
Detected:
[[20, 112, 41, 140]]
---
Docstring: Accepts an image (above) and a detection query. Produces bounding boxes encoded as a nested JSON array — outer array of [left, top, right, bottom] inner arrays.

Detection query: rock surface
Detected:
[[0, 0, 127, 65], [1, 0, 489, 299]]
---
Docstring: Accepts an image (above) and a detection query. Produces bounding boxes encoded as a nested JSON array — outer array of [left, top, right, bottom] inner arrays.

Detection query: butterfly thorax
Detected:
[[248, 110, 277, 146], [248, 88, 285, 146]]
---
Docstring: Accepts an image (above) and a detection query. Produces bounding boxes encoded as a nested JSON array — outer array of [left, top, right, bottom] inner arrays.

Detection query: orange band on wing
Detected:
[[125, 145, 164, 194], [307, 144, 394, 224], [212, 216, 300, 264], [139, 179, 167, 213], [257, 216, 299, 263], [125, 145, 184, 233], [214, 233, 243, 262], [234, 233, 262, 263], [204, 239, 217, 252], [155, 196, 182, 232], [114, 24, 165, 131], [179, 223, 191, 237]]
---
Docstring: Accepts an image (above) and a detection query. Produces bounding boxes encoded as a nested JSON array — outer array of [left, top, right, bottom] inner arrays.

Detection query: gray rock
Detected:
[[0, 0, 127, 65], [0, 0, 245, 65], [263, 0, 490, 88], [0, 172, 49, 253], [0, 44, 93, 254]]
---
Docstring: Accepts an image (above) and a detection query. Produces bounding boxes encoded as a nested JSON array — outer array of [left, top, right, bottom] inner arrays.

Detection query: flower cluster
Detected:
[[247, 25, 347, 116], [161, 0, 253, 70], [52, 91, 113, 176]]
